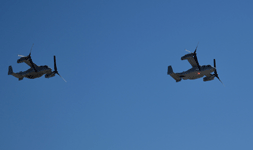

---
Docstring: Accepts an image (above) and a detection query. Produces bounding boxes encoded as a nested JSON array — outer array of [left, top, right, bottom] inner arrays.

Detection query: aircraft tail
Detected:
[[167, 66, 181, 82], [8, 66, 23, 80], [8, 66, 13, 75]]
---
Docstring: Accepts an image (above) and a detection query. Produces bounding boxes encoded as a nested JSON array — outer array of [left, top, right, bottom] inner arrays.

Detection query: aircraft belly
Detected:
[[182, 72, 205, 80], [25, 72, 44, 79]]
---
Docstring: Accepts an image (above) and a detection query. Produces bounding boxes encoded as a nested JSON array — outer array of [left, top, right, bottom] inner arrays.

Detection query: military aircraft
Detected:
[[8, 44, 66, 82], [167, 44, 223, 85]]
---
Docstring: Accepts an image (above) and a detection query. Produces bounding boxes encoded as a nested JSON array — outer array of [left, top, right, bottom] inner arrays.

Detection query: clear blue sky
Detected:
[[1, 0, 253, 150]]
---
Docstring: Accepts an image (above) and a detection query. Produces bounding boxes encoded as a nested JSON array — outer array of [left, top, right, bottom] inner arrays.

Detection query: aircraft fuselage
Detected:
[[21, 66, 52, 79], [9, 65, 52, 80], [177, 65, 215, 80]]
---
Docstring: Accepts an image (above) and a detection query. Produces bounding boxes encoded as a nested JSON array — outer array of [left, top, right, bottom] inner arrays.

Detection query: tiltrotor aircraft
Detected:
[[8, 44, 66, 82], [167, 44, 223, 84]]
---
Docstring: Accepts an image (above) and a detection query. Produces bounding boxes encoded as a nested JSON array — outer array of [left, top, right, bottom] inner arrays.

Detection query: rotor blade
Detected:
[[56, 73, 67, 82], [18, 55, 25, 57], [216, 75, 224, 86], [185, 49, 191, 53], [53, 56, 66, 82], [213, 59, 218, 75], [54, 55, 57, 72], [212, 59, 224, 86], [29, 43, 34, 56], [193, 42, 200, 70], [214, 70, 218, 76], [194, 42, 199, 53]]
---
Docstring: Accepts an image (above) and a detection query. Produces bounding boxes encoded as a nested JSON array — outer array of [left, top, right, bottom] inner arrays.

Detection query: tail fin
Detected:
[[167, 66, 173, 75], [167, 66, 181, 82], [8, 66, 23, 80], [8, 66, 13, 75]]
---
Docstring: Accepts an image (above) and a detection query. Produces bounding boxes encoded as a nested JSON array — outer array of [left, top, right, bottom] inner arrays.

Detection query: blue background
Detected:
[[1, 1, 253, 150]]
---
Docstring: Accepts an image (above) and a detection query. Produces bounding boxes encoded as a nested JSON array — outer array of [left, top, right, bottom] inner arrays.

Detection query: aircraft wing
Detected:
[[181, 53, 198, 68], [17, 56, 38, 71], [24, 59, 38, 69]]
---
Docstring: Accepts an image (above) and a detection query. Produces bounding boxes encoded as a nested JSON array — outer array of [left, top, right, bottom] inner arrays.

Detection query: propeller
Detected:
[[18, 44, 37, 72], [18, 44, 34, 57], [213, 59, 224, 85], [185, 43, 201, 70], [53, 55, 67, 82], [185, 49, 191, 53], [28, 43, 34, 58], [28, 44, 37, 72], [18, 54, 25, 57]]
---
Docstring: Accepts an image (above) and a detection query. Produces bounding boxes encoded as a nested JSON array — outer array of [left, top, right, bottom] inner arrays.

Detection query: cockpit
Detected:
[[202, 65, 212, 68], [42, 65, 51, 70]]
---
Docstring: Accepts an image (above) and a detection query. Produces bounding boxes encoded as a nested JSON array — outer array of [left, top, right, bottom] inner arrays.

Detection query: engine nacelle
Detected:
[[17, 57, 28, 63], [203, 75, 215, 82], [181, 53, 194, 60], [45, 72, 56, 78]]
